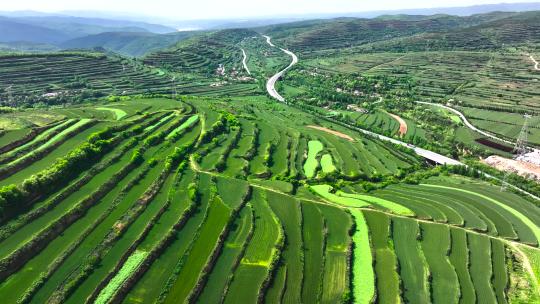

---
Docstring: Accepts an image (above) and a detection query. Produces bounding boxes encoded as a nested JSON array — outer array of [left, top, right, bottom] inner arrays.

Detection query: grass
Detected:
[[468, 233, 497, 303], [163, 195, 232, 303], [310, 185, 370, 208], [196, 205, 253, 303], [420, 222, 460, 303], [95, 107, 128, 120], [165, 114, 199, 139], [320, 153, 336, 173], [448, 229, 476, 304], [123, 174, 211, 304], [0, 122, 106, 187], [421, 184, 540, 245], [266, 191, 303, 303], [338, 191, 415, 216], [317, 204, 352, 303], [303, 140, 323, 178], [491, 239, 509, 304], [349, 209, 375, 304], [301, 202, 325, 303], [392, 217, 430, 303], [364, 210, 401, 304], [95, 250, 148, 304], [223, 189, 280, 303]]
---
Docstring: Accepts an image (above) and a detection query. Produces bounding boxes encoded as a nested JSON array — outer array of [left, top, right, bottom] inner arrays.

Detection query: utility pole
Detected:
[[501, 114, 531, 191]]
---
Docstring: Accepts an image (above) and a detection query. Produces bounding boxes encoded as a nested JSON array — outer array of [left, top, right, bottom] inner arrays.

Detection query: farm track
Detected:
[[386, 112, 408, 137], [417, 101, 517, 146], [241, 49, 251, 75], [529, 54, 540, 71]]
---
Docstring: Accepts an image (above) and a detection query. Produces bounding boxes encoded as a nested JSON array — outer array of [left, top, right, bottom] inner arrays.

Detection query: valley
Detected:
[[0, 6, 540, 304]]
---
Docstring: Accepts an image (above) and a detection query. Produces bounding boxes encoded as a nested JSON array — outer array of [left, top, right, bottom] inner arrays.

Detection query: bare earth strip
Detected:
[[307, 125, 354, 141], [529, 54, 539, 71], [483, 155, 540, 180], [387, 112, 408, 137]]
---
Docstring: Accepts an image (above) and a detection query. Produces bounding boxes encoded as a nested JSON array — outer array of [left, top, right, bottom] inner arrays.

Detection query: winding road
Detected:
[[530, 54, 539, 71], [416, 101, 515, 146], [241, 48, 251, 75], [262, 35, 540, 201], [263, 35, 299, 102]]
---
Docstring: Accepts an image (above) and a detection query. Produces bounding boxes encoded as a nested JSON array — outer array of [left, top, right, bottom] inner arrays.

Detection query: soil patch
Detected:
[[307, 125, 354, 141]]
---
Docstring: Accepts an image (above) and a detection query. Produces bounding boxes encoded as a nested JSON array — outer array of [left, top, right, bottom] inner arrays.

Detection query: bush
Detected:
[[0, 130, 118, 223]]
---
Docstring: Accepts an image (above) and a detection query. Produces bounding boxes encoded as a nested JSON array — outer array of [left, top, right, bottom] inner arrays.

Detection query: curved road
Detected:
[[416, 101, 516, 146], [262, 35, 540, 201], [241, 48, 251, 75], [529, 54, 539, 71], [263, 35, 299, 102]]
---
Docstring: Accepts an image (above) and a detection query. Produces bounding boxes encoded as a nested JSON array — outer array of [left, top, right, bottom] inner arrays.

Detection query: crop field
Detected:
[[1, 12, 540, 303], [0, 99, 537, 304], [293, 48, 540, 150], [0, 94, 423, 303], [4, 93, 533, 303]]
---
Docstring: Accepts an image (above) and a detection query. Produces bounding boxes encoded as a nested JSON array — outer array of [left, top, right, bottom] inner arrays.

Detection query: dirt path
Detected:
[[508, 242, 540, 293], [387, 112, 408, 137], [416, 101, 516, 146], [529, 54, 540, 71], [307, 125, 354, 141]]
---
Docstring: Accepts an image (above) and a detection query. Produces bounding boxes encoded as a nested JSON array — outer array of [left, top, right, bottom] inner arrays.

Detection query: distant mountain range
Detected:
[[0, 14, 180, 55], [0, 2, 538, 56]]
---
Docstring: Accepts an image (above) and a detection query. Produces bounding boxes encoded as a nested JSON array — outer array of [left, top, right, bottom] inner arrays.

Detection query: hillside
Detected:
[[0, 49, 260, 106], [357, 11, 540, 52], [0, 17, 69, 44], [263, 11, 540, 52], [0, 94, 538, 304], [0, 15, 176, 48], [144, 29, 257, 75], [0, 8, 540, 304], [61, 31, 197, 57], [13, 15, 175, 34]]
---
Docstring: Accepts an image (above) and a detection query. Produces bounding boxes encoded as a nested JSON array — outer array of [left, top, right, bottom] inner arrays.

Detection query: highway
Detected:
[[263, 35, 298, 102]]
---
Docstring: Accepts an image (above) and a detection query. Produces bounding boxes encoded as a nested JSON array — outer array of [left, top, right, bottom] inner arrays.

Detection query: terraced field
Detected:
[[0, 94, 538, 303], [293, 49, 540, 151], [0, 46, 261, 106], [1, 11, 540, 304]]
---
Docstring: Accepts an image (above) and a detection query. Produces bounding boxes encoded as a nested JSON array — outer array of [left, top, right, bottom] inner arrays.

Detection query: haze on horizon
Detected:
[[0, 0, 539, 20]]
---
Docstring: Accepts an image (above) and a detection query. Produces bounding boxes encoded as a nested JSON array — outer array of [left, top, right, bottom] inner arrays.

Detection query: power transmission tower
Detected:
[[501, 114, 531, 191]]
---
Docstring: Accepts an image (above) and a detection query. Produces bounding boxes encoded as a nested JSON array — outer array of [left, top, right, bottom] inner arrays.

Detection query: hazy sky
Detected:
[[1, 0, 538, 19]]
